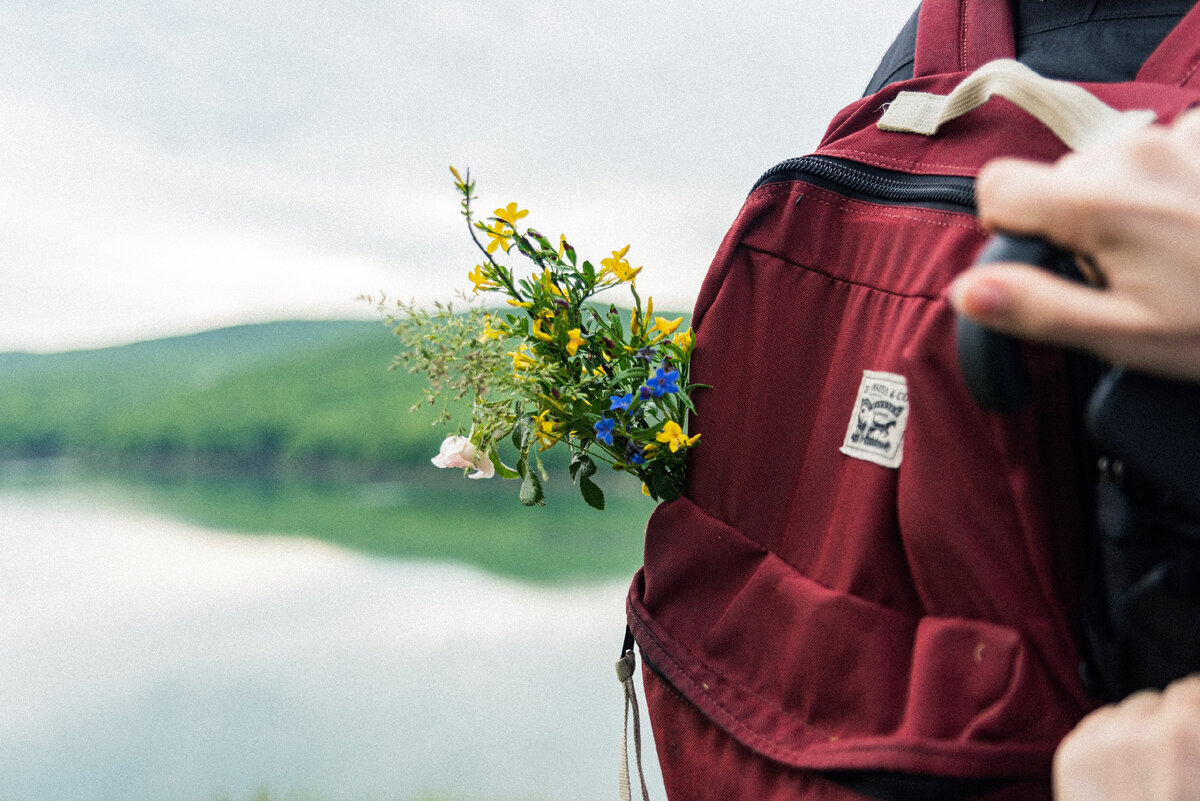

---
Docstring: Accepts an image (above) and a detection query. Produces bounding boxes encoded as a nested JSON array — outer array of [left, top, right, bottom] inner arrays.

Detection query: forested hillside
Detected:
[[0, 320, 446, 474]]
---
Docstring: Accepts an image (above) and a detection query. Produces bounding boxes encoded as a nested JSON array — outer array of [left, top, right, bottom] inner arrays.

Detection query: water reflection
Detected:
[[37, 459, 654, 584], [0, 477, 664, 801]]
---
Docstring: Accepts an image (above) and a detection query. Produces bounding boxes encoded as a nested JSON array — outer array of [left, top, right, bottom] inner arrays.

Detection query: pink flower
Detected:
[[431, 436, 495, 479]]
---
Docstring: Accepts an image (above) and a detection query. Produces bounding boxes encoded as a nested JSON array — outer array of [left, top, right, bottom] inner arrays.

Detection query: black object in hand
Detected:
[[956, 233, 1076, 413]]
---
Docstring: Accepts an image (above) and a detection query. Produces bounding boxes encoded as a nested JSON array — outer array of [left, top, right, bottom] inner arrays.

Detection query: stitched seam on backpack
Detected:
[[632, 595, 1051, 766], [749, 182, 798, 202], [740, 243, 941, 303], [800, 190, 978, 227], [820, 147, 983, 174], [740, 188, 977, 302], [959, 1, 969, 73], [752, 178, 978, 224], [1180, 55, 1200, 86]]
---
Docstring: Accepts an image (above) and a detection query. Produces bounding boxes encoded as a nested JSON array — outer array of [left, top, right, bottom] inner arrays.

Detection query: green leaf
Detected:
[[649, 470, 681, 502], [569, 452, 597, 483], [491, 449, 521, 480], [608, 307, 625, 340], [611, 366, 650, 385], [519, 469, 545, 506], [578, 475, 605, 510], [512, 416, 536, 480], [514, 415, 534, 450], [526, 229, 554, 253]]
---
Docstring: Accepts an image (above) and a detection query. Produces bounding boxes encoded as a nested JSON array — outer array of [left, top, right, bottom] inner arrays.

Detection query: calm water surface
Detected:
[[0, 473, 664, 801]]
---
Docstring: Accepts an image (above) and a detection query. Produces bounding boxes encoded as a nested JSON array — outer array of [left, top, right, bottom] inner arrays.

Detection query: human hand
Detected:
[[949, 108, 1200, 382], [1053, 674, 1200, 801]]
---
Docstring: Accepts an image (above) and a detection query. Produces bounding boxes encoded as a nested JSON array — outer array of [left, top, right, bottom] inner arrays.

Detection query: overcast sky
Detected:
[[0, 1, 918, 353]]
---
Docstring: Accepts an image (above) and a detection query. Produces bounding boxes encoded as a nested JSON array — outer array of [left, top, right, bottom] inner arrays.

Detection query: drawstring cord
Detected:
[[617, 626, 651, 801]]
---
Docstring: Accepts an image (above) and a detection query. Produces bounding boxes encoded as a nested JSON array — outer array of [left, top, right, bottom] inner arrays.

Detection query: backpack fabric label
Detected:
[[841, 370, 910, 469]]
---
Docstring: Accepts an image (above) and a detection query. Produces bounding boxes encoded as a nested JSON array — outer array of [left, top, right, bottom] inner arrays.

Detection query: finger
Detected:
[[1163, 673, 1200, 708], [951, 263, 1200, 380], [1174, 107, 1200, 146], [975, 158, 1101, 254], [947, 263, 1147, 353]]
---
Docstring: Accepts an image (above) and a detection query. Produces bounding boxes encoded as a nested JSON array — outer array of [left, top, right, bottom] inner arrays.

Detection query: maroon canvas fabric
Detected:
[[627, 0, 1200, 797], [913, 0, 1015, 77], [642, 667, 1054, 801], [1137, 4, 1200, 87]]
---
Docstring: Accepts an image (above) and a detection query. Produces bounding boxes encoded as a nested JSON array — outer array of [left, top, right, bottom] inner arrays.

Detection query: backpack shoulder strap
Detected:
[[1136, 2, 1200, 88], [914, 0, 1016, 78]]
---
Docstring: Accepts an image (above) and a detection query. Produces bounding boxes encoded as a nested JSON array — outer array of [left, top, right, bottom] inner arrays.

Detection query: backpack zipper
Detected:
[[752, 155, 977, 213]]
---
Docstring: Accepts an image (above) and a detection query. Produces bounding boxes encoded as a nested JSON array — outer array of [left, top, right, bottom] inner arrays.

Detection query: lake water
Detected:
[[0, 467, 665, 801]]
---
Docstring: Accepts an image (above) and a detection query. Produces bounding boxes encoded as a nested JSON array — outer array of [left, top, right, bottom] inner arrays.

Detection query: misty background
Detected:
[[1, 0, 918, 354]]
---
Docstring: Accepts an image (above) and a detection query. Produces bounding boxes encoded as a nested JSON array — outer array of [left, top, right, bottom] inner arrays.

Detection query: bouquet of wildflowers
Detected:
[[384, 167, 701, 509]]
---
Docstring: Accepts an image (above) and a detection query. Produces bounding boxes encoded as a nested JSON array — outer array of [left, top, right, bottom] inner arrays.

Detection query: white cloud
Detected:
[[0, 1, 918, 352]]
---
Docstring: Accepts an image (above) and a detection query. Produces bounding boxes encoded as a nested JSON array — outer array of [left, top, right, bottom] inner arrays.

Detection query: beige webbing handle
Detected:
[[878, 59, 1155, 151]]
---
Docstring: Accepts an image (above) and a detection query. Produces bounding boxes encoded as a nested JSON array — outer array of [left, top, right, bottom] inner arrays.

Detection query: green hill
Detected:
[[0, 320, 444, 472]]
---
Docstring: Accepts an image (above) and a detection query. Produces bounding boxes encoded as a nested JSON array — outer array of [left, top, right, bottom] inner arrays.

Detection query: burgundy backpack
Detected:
[[623, 2, 1200, 799]]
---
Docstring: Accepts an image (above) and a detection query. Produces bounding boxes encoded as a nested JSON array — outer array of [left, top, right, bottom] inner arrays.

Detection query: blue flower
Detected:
[[644, 365, 680, 398], [625, 441, 647, 465], [609, 393, 633, 412], [594, 416, 616, 446], [635, 346, 657, 363], [639, 384, 653, 401]]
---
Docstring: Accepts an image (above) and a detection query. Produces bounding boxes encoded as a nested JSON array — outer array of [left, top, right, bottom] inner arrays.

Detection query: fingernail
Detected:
[[952, 275, 1009, 319]]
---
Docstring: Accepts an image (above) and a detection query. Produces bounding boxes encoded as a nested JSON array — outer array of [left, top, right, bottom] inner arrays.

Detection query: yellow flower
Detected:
[[478, 316, 505, 342], [632, 297, 654, 337], [566, 328, 585, 356], [467, 264, 497, 293], [656, 420, 700, 453], [672, 328, 694, 352], [642, 483, 651, 497], [606, 244, 629, 263], [654, 316, 682, 336], [539, 269, 565, 297], [509, 344, 538, 371], [494, 202, 529, 228], [507, 299, 533, 308], [601, 245, 643, 283], [650, 315, 683, 342], [534, 410, 560, 451], [531, 317, 555, 343], [481, 222, 513, 254]]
